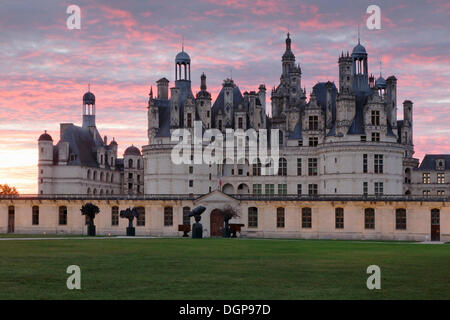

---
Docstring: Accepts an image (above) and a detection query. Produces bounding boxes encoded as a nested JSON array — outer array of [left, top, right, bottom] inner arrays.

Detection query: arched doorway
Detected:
[[210, 209, 223, 237]]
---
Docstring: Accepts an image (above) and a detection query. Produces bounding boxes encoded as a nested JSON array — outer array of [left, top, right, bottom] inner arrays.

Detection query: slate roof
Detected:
[[154, 99, 171, 137], [211, 84, 244, 125], [417, 155, 450, 171]]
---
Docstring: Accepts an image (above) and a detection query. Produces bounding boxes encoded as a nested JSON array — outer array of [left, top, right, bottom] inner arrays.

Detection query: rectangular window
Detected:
[[189, 166, 193, 174], [437, 173, 444, 184], [111, 206, 119, 226], [371, 110, 380, 126], [396, 208, 406, 230], [59, 206, 67, 225], [422, 173, 431, 184], [308, 116, 319, 130], [363, 154, 368, 173], [302, 207, 312, 228], [374, 154, 383, 174], [363, 182, 368, 196], [374, 182, 384, 196], [253, 184, 262, 195], [308, 137, 318, 147], [218, 120, 223, 131], [253, 161, 261, 176], [308, 158, 318, 176], [297, 158, 302, 175], [278, 184, 287, 195], [335, 208, 344, 229], [189, 180, 193, 187], [265, 184, 275, 195], [278, 158, 287, 176], [371, 132, 380, 142], [276, 207, 285, 228], [32, 206, 39, 225], [128, 173, 133, 179], [308, 184, 318, 195], [360, 135, 366, 142], [423, 190, 430, 196], [238, 117, 243, 129], [187, 113, 192, 128], [297, 184, 302, 195], [183, 207, 191, 225], [164, 207, 173, 226], [248, 207, 258, 228], [298, 139, 303, 146], [364, 208, 375, 229], [136, 207, 145, 226], [437, 190, 445, 197]]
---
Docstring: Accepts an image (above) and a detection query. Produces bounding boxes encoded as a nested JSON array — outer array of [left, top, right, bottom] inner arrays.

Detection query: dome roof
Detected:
[[83, 91, 95, 105], [352, 43, 367, 58], [124, 145, 141, 156], [375, 76, 387, 89], [38, 131, 53, 142], [175, 51, 190, 63], [109, 139, 118, 146]]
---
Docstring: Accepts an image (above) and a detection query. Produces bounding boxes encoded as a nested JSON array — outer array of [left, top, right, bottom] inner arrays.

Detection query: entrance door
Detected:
[[8, 206, 14, 233], [431, 209, 440, 241], [210, 209, 223, 237]]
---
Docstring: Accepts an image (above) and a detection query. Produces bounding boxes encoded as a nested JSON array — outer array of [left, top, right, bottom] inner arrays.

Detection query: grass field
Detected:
[[0, 237, 448, 300]]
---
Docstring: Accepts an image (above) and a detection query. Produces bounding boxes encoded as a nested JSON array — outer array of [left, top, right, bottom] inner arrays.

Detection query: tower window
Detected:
[[308, 116, 319, 130], [371, 110, 380, 126], [371, 132, 380, 142]]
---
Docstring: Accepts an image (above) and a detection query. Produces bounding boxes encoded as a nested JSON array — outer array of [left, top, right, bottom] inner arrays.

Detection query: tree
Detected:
[[80, 203, 100, 236], [0, 184, 19, 195], [219, 205, 241, 238], [120, 207, 139, 236]]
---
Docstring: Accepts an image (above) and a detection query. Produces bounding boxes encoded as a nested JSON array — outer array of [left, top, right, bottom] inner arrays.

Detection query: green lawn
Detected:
[[0, 238, 448, 300]]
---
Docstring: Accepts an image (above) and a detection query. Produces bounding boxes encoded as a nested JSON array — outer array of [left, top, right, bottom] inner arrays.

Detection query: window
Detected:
[[252, 183, 262, 195], [253, 160, 261, 176], [137, 159, 141, 169], [276, 207, 285, 228], [396, 209, 406, 230], [374, 182, 383, 196], [189, 180, 193, 187], [128, 159, 133, 168], [335, 208, 344, 229], [308, 184, 318, 195], [308, 116, 318, 130], [128, 173, 133, 179], [87, 170, 91, 179], [136, 207, 145, 226], [183, 207, 191, 225], [164, 207, 173, 226], [278, 158, 287, 176], [363, 182, 368, 196], [32, 206, 39, 225], [423, 190, 431, 197], [360, 135, 366, 142], [279, 130, 284, 145], [371, 110, 380, 125], [308, 158, 318, 176], [278, 184, 287, 195], [189, 166, 193, 174], [422, 173, 431, 184], [374, 154, 383, 174], [298, 139, 303, 146], [302, 208, 312, 228], [59, 206, 67, 225], [265, 184, 275, 195], [308, 137, 318, 147], [111, 206, 119, 226], [437, 173, 445, 184], [248, 207, 258, 228], [363, 154, 368, 173], [297, 184, 302, 195], [297, 158, 302, 175], [371, 132, 380, 142], [187, 113, 192, 128], [437, 190, 445, 197], [218, 120, 223, 131], [238, 117, 243, 129], [207, 111, 210, 118], [364, 208, 375, 229]]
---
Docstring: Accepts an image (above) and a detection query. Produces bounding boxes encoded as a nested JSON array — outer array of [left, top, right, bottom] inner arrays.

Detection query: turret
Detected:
[[82, 88, 96, 128], [386, 76, 397, 129], [338, 51, 352, 94], [38, 131, 53, 165], [156, 78, 169, 100]]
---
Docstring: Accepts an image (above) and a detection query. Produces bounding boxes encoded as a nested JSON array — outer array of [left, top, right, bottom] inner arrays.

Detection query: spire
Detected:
[[149, 86, 153, 99], [286, 32, 291, 50]]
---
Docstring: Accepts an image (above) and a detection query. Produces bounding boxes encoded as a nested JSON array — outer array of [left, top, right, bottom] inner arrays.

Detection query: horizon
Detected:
[[0, 0, 449, 193]]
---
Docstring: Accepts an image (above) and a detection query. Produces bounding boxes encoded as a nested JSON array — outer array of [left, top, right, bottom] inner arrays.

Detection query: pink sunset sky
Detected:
[[0, 0, 449, 194]]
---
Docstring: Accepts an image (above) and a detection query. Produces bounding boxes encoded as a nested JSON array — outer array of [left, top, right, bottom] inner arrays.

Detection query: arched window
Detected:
[[100, 189, 104, 195], [276, 207, 285, 228], [248, 207, 258, 228], [164, 207, 173, 226], [111, 174, 114, 183], [128, 159, 133, 168], [137, 159, 141, 169], [252, 159, 261, 176], [59, 206, 67, 225], [111, 206, 119, 226], [32, 206, 39, 225], [278, 158, 287, 176], [335, 208, 344, 229], [395, 208, 406, 230], [93, 171, 97, 181], [106, 173, 110, 182], [100, 172, 104, 182], [137, 207, 145, 226], [302, 207, 312, 228], [93, 188, 97, 195], [87, 169, 91, 180], [87, 188, 91, 195], [364, 208, 375, 229], [183, 207, 191, 225]]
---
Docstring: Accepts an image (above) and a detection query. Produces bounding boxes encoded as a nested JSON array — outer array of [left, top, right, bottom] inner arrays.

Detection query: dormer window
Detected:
[[436, 159, 445, 170], [70, 154, 76, 161]]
